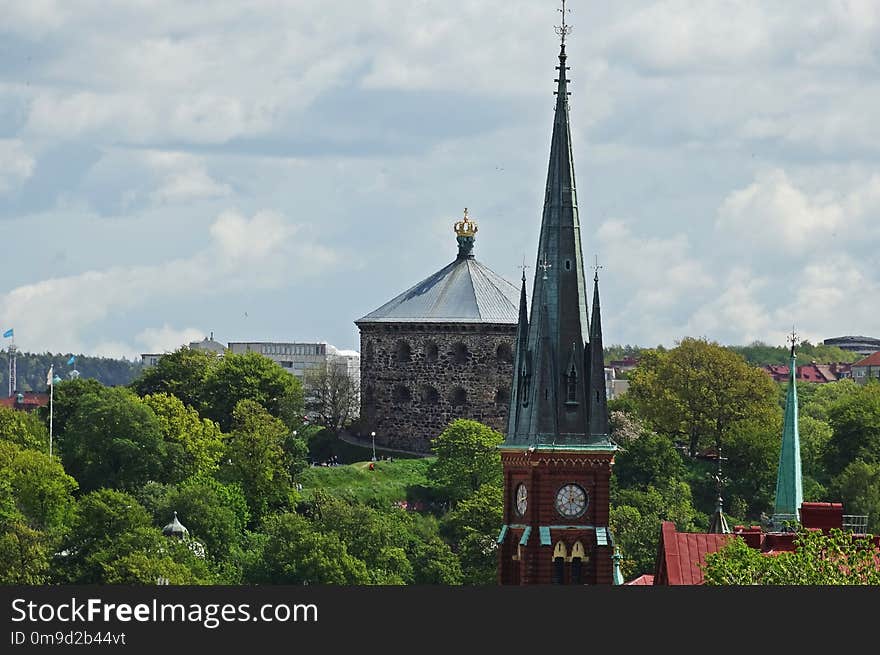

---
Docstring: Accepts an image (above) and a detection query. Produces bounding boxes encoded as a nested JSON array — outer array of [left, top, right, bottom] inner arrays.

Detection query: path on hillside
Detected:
[[337, 430, 431, 458]]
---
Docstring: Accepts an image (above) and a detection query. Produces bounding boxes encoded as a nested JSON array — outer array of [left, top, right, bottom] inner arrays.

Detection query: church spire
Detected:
[[772, 329, 803, 529], [504, 4, 613, 451]]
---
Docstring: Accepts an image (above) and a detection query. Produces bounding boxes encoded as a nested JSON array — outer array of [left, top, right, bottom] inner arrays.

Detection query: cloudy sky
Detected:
[[1, 0, 878, 358]]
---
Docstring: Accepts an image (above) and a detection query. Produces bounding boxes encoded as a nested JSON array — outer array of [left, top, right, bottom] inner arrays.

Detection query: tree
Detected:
[[141, 393, 225, 483], [0, 405, 49, 453], [255, 512, 370, 584], [722, 415, 781, 519], [628, 338, 779, 457], [39, 377, 105, 443], [831, 459, 880, 534], [199, 352, 303, 432], [59, 387, 165, 492], [427, 419, 503, 504], [703, 529, 880, 585], [302, 360, 359, 432], [613, 431, 686, 491], [825, 382, 880, 476], [219, 400, 293, 523], [130, 347, 218, 411], [441, 482, 502, 584], [0, 441, 78, 533]]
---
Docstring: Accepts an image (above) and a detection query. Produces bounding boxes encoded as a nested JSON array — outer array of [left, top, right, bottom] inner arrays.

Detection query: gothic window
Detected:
[[395, 340, 412, 363], [425, 342, 439, 362], [393, 385, 411, 404], [571, 542, 586, 585], [420, 385, 439, 405], [567, 369, 578, 404], [552, 542, 567, 585], [450, 387, 467, 406], [496, 343, 513, 364], [452, 342, 469, 364]]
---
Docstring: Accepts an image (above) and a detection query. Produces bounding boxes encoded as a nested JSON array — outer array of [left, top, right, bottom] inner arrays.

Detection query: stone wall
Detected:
[[357, 322, 517, 453]]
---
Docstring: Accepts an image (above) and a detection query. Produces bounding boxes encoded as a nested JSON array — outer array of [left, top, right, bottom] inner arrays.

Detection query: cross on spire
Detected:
[[555, 0, 573, 45], [593, 254, 603, 281], [787, 326, 798, 357], [517, 256, 530, 282]]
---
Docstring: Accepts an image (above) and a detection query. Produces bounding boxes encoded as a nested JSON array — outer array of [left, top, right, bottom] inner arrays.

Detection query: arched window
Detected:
[[552, 542, 567, 585], [393, 385, 411, 404], [571, 542, 586, 585], [395, 340, 412, 363], [420, 385, 439, 405], [450, 387, 467, 406], [452, 342, 469, 364], [495, 388, 509, 405], [496, 342, 513, 364], [425, 342, 439, 363]]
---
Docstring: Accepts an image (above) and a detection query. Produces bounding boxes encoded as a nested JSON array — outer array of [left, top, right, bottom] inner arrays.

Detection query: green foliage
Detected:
[[219, 400, 293, 523], [614, 431, 686, 490], [729, 340, 859, 366], [142, 393, 225, 483], [628, 338, 779, 457], [798, 415, 833, 486], [703, 529, 880, 585], [831, 459, 880, 534], [59, 387, 165, 492], [0, 519, 53, 584], [722, 415, 782, 518], [254, 512, 370, 584], [427, 419, 503, 504], [0, 441, 77, 533], [130, 347, 218, 412], [0, 405, 49, 453], [42, 378, 105, 440], [610, 483, 700, 579], [825, 382, 880, 476], [201, 352, 303, 432], [441, 482, 502, 584], [0, 351, 142, 392]]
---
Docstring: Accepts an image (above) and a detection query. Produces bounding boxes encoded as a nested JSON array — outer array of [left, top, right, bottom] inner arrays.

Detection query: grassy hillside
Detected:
[[298, 458, 435, 506]]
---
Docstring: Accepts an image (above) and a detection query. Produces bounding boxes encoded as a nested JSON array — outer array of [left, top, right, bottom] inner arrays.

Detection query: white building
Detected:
[[227, 341, 360, 383]]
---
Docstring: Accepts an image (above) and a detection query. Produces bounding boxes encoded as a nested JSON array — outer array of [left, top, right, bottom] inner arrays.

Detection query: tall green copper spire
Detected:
[[772, 332, 803, 528], [588, 266, 608, 438], [503, 13, 614, 452]]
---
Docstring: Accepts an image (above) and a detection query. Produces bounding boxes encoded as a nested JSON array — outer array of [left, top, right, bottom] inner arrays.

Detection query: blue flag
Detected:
[[67, 355, 76, 366], [2, 328, 12, 338]]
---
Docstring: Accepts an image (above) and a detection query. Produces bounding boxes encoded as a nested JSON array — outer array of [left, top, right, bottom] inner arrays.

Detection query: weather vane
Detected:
[[538, 255, 552, 280], [593, 254, 603, 280], [555, 0, 573, 44], [787, 326, 798, 355], [517, 256, 530, 282]]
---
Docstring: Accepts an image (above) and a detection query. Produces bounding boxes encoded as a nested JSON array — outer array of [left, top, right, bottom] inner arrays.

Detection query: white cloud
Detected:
[[135, 325, 206, 354], [146, 151, 230, 204], [0, 210, 338, 356], [0, 140, 35, 193]]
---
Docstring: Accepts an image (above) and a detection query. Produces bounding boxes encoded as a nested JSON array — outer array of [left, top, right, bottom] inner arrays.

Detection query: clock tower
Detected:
[[498, 6, 618, 585]]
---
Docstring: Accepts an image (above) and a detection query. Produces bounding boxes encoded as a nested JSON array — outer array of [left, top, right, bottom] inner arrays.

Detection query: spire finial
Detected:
[[517, 256, 530, 283], [593, 254, 603, 282], [787, 326, 798, 358], [555, 0, 573, 45], [454, 207, 478, 259]]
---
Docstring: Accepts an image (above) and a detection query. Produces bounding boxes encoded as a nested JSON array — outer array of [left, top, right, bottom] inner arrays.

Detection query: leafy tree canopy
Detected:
[[427, 419, 503, 504], [0, 405, 49, 454]]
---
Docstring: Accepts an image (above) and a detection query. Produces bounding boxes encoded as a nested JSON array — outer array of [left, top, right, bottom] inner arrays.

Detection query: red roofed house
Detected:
[[0, 391, 49, 413], [761, 362, 851, 384], [852, 351, 880, 385]]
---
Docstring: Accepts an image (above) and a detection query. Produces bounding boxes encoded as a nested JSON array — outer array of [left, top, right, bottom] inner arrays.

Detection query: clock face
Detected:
[[555, 484, 588, 518], [515, 483, 528, 516]]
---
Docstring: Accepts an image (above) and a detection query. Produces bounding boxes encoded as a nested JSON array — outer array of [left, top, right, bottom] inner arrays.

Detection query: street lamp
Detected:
[[371, 431, 376, 462]]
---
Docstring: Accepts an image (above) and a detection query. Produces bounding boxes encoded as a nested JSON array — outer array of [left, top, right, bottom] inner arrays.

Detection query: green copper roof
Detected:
[[504, 41, 613, 451], [773, 349, 803, 523], [612, 548, 624, 586]]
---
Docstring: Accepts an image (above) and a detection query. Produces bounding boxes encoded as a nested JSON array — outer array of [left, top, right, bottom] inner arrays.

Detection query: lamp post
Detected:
[[371, 431, 376, 462]]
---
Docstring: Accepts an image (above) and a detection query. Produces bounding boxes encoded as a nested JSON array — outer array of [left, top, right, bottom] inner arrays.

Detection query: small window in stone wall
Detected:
[[393, 385, 411, 404], [425, 342, 439, 362], [396, 340, 412, 363], [450, 387, 467, 406], [452, 342, 469, 364], [496, 342, 513, 363], [495, 388, 509, 405], [420, 385, 439, 404]]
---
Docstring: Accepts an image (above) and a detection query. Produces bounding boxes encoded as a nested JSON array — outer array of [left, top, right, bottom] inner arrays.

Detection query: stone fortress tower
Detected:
[[355, 210, 520, 453]]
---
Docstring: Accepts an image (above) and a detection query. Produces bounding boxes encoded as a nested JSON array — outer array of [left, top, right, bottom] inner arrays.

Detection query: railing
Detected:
[[842, 515, 869, 533]]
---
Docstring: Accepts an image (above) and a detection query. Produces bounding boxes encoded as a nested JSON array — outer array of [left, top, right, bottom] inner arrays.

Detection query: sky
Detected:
[[1, 0, 879, 359]]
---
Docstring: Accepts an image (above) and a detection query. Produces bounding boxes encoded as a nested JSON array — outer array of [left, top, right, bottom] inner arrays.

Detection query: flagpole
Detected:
[[49, 381, 54, 458]]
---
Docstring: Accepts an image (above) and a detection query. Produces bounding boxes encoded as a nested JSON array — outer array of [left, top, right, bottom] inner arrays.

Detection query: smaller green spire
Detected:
[[772, 330, 803, 528]]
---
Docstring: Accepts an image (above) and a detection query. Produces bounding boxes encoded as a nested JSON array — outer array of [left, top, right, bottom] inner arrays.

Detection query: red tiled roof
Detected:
[[626, 574, 655, 586], [0, 393, 49, 410], [655, 522, 733, 585], [854, 351, 880, 367]]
